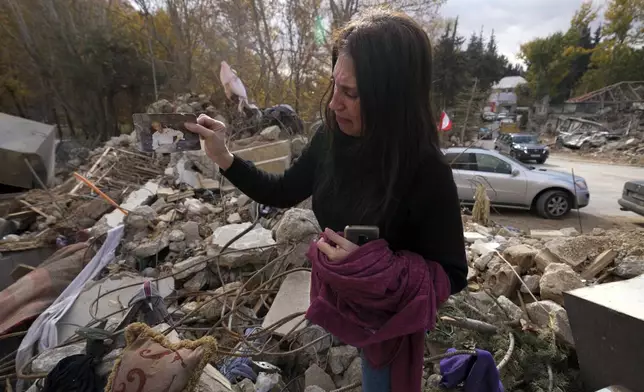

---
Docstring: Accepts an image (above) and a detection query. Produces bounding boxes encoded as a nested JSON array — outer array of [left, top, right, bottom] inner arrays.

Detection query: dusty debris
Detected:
[[4, 111, 644, 392], [540, 263, 584, 305]]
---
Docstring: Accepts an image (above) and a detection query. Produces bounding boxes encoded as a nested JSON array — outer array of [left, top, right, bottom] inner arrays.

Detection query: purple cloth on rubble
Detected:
[[439, 348, 504, 392], [219, 327, 259, 382]]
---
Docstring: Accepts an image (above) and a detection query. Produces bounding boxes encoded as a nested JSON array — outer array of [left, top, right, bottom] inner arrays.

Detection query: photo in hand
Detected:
[[133, 113, 200, 153]]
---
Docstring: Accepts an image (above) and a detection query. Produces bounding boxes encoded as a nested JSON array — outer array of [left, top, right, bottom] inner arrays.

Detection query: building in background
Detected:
[[488, 76, 528, 114]]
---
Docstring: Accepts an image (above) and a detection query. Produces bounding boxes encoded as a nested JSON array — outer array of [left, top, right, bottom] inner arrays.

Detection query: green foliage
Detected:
[[520, 0, 644, 102], [433, 20, 512, 110]]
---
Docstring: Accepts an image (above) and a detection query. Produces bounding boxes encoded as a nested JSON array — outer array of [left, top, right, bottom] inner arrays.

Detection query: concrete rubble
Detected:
[[2, 112, 644, 391]]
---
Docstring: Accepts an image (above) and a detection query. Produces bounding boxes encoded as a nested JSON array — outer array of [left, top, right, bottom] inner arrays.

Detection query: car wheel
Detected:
[[536, 159, 546, 164], [536, 190, 571, 219]]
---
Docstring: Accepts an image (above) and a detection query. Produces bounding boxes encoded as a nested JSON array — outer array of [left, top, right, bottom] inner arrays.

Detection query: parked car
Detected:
[[443, 147, 590, 219], [497, 112, 508, 120], [495, 133, 550, 163], [478, 127, 493, 140], [618, 180, 644, 217], [482, 112, 497, 122]]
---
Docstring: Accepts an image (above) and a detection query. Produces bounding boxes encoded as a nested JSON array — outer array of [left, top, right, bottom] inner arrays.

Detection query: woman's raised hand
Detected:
[[185, 114, 234, 170]]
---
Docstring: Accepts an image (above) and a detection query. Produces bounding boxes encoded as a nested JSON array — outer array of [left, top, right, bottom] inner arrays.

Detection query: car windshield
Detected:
[[512, 135, 539, 144]]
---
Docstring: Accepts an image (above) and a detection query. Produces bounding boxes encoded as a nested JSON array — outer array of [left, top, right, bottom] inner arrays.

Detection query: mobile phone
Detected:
[[344, 225, 379, 246]]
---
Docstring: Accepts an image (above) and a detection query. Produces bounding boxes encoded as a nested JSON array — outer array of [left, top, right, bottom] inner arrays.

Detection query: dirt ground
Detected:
[[486, 208, 644, 232]]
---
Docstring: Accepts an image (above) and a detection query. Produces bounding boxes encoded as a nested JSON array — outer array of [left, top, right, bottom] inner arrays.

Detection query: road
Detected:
[[473, 140, 644, 230], [538, 155, 644, 217]]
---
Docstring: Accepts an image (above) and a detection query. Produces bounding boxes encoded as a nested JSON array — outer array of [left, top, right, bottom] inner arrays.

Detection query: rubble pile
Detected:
[[551, 112, 644, 166], [2, 119, 643, 391], [146, 94, 305, 140], [583, 137, 644, 165]]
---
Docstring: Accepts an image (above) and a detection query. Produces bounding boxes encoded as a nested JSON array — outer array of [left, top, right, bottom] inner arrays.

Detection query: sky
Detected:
[[440, 0, 608, 64]]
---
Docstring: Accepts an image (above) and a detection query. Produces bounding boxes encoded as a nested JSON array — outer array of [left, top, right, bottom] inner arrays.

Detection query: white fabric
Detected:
[[16, 225, 124, 391], [220, 61, 249, 113], [152, 128, 184, 151]]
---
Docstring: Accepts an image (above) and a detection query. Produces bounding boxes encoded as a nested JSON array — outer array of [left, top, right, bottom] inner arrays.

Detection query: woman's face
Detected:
[[328, 53, 361, 136]]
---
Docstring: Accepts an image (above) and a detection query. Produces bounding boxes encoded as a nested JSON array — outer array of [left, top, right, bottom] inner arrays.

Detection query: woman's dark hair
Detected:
[[321, 8, 442, 226]]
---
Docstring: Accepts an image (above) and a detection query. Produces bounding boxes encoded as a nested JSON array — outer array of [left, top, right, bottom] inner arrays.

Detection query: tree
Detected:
[[433, 18, 468, 109]]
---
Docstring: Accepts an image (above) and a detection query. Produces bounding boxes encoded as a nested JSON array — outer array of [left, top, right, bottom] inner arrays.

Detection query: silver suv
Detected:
[[444, 147, 590, 219]]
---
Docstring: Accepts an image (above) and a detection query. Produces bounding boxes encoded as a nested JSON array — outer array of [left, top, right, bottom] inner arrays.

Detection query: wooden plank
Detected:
[[70, 147, 113, 195], [582, 249, 618, 280], [18, 200, 52, 220]]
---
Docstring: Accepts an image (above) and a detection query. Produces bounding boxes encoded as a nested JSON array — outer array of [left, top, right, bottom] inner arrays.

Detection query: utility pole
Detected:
[[461, 78, 478, 143]]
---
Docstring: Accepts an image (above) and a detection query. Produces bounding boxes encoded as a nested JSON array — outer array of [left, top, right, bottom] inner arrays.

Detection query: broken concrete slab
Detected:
[[544, 236, 611, 268], [184, 198, 211, 218], [262, 270, 311, 336], [133, 233, 170, 258], [103, 181, 158, 228], [169, 229, 185, 242], [181, 221, 202, 244], [227, 212, 242, 224], [124, 206, 156, 230], [540, 263, 584, 305], [173, 255, 208, 280], [530, 230, 566, 239], [169, 241, 187, 253], [582, 249, 618, 280], [56, 273, 174, 344], [209, 223, 276, 268], [328, 345, 359, 375], [464, 232, 489, 243], [614, 256, 644, 279], [526, 300, 574, 346], [473, 252, 495, 271], [497, 295, 523, 321], [484, 262, 520, 298], [560, 227, 580, 237], [503, 244, 538, 273], [535, 248, 559, 272], [520, 275, 541, 294], [305, 364, 336, 391]]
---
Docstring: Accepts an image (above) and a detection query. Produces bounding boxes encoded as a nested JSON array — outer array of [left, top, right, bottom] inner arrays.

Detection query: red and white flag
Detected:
[[439, 111, 452, 131]]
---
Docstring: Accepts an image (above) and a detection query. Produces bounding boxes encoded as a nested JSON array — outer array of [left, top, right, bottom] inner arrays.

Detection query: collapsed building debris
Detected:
[[2, 98, 644, 392], [547, 82, 644, 166]]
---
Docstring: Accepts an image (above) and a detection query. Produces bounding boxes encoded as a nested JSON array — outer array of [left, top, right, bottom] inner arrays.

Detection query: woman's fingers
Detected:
[[184, 122, 213, 137], [316, 238, 346, 261], [324, 228, 358, 252], [197, 114, 226, 132]]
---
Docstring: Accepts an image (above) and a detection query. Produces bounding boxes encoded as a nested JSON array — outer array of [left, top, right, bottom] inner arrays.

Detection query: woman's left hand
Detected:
[[316, 228, 359, 262]]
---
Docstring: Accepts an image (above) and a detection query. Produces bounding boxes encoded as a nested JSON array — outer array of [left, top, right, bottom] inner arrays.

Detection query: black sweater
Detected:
[[222, 128, 468, 294]]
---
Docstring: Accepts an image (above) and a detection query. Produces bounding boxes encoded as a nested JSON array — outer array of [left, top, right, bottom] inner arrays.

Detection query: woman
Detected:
[[186, 9, 467, 391]]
